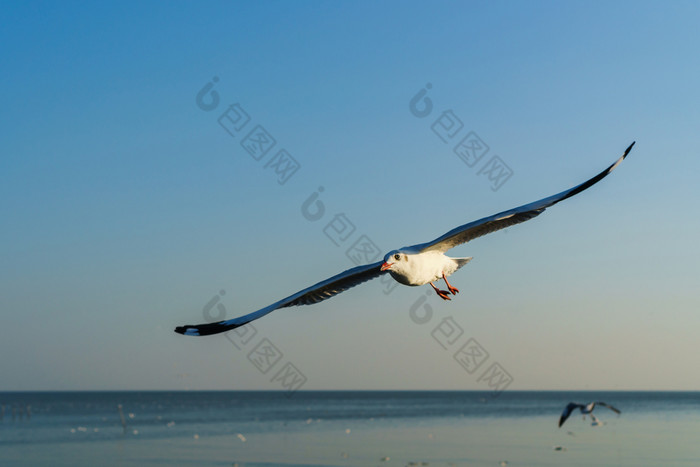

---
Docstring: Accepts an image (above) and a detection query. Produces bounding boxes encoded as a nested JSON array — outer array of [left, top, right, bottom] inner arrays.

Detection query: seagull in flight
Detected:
[[558, 401, 622, 427], [175, 142, 635, 336]]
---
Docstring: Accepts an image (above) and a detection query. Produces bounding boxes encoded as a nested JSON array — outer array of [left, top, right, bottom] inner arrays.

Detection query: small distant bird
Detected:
[[176, 142, 634, 336], [558, 402, 621, 427]]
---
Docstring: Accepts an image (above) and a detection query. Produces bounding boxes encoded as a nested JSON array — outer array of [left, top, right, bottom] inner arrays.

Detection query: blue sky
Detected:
[[1, 0, 699, 391]]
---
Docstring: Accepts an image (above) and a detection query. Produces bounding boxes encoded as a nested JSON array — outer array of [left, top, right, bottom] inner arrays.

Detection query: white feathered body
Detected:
[[387, 251, 472, 286]]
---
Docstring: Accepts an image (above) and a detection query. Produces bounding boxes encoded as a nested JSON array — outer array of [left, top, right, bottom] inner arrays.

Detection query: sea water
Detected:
[[1, 391, 699, 466]]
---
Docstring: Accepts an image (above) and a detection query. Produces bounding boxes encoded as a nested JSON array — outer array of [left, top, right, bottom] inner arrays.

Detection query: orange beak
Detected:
[[380, 262, 393, 271]]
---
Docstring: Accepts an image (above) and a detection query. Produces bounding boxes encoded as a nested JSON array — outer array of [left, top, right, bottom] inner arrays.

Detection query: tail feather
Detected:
[[454, 257, 473, 270]]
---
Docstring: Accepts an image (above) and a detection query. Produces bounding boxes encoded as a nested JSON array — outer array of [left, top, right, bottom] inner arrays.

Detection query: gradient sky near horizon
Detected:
[[2, 0, 700, 391]]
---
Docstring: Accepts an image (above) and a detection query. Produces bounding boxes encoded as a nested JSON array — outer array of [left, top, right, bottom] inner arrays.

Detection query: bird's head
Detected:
[[381, 250, 408, 272]]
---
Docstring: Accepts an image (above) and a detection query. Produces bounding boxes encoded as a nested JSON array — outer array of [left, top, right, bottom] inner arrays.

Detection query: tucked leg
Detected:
[[442, 273, 459, 295], [430, 282, 451, 300]]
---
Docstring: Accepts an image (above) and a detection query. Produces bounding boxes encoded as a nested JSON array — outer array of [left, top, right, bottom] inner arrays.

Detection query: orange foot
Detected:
[[443, 273, 459, 295], [430, 282, 451, 300]]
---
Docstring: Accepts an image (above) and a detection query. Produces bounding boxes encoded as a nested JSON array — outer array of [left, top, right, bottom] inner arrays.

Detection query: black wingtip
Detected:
[[174, 325, 201, 336], [174, 319, 248, 336], [623, 141, 635, 158]]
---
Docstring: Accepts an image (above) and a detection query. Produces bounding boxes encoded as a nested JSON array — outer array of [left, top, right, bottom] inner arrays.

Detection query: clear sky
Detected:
[[2, 0, 699, 391]]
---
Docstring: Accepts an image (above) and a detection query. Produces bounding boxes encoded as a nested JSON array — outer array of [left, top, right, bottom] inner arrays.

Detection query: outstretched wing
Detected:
[[175, 261, 386, 336], [559, 402, 582, 428], [596, 402, 621, 414], [412, 142, 635, 253]]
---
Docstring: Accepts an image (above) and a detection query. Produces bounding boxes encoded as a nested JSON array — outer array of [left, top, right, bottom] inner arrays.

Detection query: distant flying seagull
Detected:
[[558, 402, 621, 427], [175, 142, 635, 336]]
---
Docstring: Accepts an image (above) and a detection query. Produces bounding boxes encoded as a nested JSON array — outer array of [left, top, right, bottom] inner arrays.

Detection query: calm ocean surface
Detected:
[[1, 391, 699, 466]]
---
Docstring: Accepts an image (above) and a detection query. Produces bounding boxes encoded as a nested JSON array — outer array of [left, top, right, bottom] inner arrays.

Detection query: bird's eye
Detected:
[[394, 254, 401, 261]]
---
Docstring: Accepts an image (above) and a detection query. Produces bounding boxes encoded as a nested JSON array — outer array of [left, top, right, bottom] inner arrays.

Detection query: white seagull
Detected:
[[175, 142, 635, 336], [558, 401, 622, 427]]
